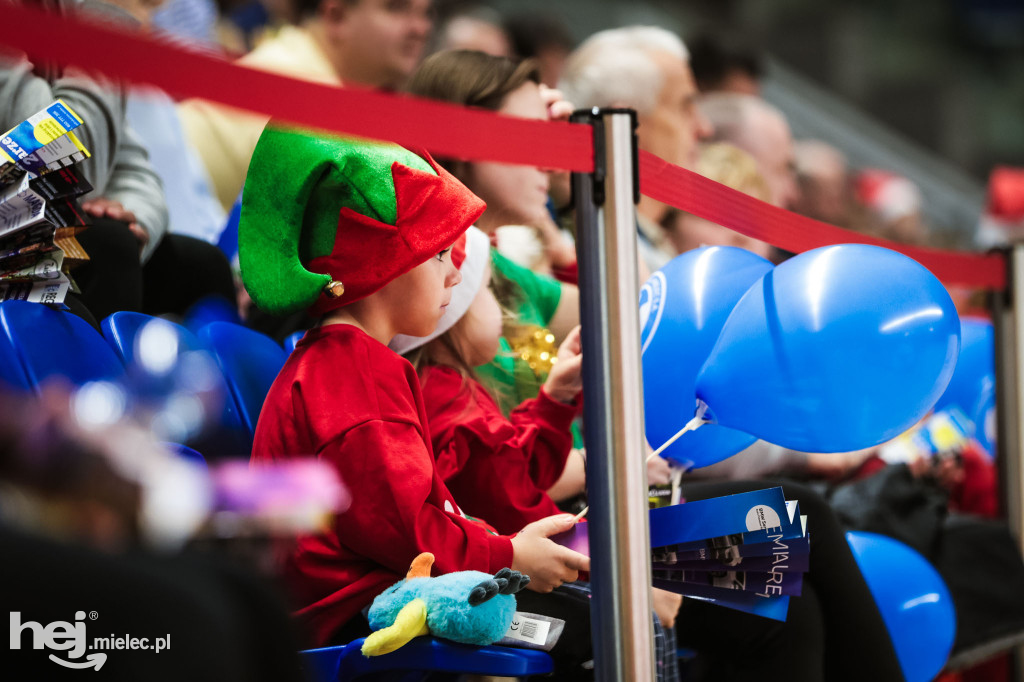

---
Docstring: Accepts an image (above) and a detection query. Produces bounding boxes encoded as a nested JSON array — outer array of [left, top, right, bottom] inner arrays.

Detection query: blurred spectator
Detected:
[[1, 0, 235, 323], [430, 4, 511, 57], [560, 26, 713, 272], [660, 143, 773, 260], [699, 93, 800, 211], [179, 0, 433, 211], [792, 139, 852, 227], [687, 33, 764, 96], [152, 0, 220, 47], [122, 0, 229, 245], [504, 11, 574, 87], [854, 169, 928, 245], [0, 385, 305, 680], [1, 1, 167, 261], [977, 165, 1024, 248]]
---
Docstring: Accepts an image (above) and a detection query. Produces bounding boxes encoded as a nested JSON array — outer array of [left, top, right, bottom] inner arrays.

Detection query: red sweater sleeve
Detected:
[[508, 388, 578, 490], [424, 368, 573, 534], [326, 419, 513, 576]]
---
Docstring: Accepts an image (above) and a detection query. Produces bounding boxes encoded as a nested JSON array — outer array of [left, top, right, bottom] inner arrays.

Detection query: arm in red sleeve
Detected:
[[444, 423, 564, 535], [508, 387, 578, 490], [324, 419, 513, 576]]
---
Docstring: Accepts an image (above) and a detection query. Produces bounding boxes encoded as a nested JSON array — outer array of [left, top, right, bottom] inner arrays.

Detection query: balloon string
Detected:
[[647, 413, 706, 461]]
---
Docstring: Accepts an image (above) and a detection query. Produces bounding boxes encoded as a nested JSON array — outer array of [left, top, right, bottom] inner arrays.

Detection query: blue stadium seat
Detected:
[[198, 321, 288, 441], [0, 300, 124, 393], [301, 636, 554, 682], [284, 330, 305, 354], [182, 295, 243, 335], [102, 312, 251, 457]]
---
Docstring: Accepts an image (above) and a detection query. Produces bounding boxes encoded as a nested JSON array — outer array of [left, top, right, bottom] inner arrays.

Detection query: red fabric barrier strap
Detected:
[[0, 3, 594, 172], [640, 151, 1006, 289], [0, 3, 1004, 290]]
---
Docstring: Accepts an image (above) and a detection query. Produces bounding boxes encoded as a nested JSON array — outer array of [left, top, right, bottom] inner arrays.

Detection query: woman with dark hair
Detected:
[[406, 51, 582, 416]]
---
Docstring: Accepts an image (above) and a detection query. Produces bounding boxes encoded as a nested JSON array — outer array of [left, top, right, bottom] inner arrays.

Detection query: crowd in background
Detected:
[[3, 0, 1024, 679]]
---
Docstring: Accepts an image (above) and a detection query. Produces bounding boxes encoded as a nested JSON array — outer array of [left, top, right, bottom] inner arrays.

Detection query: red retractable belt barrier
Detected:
[[639, 152, 1007, 289], [0, 2, 1006, 290], [0, 3, 593, 172]]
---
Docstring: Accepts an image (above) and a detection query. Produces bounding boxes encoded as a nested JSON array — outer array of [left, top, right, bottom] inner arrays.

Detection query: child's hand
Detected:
[[646, 453, 673, 486], [544, 326, 583, 404], [511, 514, 590, 593], [652, 587, 683, 628]]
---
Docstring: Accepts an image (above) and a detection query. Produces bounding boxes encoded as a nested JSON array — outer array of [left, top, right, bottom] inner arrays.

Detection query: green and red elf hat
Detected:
[[238, 124, 486, 316]]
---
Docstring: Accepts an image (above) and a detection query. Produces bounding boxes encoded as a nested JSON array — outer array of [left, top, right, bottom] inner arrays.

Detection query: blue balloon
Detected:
[[972, 380, 997, 457], [846, 531, 956, 682], [695, 244, 961, 452], [934, 318, 996, 455], [640, 246, 773, 468]]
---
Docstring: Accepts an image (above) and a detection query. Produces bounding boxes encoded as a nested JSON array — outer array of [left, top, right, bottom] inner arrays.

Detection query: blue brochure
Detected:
[[652, 567, 803, 597], [665, 528, 810, 567], [653, 579, 791, 621], [649, 487, 799, 552]]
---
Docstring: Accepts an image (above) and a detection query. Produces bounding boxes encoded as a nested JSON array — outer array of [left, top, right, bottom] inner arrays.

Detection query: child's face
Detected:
[[378, 246, 462, 338], [450, 268, 503, 367]]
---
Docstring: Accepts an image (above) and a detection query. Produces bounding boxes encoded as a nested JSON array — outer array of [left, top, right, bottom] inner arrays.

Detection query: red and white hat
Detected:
[[389, 226, 492, 355], [855, 169, 921, 223]]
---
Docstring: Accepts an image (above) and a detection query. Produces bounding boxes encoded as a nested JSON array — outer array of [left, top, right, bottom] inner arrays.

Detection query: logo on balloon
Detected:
[[639, 271, 666, 355]]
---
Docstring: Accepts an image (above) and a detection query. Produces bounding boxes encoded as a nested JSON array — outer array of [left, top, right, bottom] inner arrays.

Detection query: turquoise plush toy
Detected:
[[362, 553, 530, 656]]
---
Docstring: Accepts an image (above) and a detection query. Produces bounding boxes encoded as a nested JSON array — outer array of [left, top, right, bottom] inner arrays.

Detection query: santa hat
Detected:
[[855, 169, 921, 223], [389, 226, 491, 355], [238, 124, 486, 316], [987, 166, 1024, 224]]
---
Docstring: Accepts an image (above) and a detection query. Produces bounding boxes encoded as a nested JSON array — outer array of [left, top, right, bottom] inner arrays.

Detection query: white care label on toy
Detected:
[[504, 613, 550, 645], [498, 612, 564, 650]]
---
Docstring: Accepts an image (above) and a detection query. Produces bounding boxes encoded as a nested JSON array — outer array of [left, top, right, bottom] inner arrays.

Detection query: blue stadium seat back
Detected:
[[102, 311, 186, 366], [182, 295, 243, 335], [284, 331, 305, 354], [309, 636, 554, 682], [0, 300, 125, 391], [198, 321, 288, 438], [102, 312, 251, 457]]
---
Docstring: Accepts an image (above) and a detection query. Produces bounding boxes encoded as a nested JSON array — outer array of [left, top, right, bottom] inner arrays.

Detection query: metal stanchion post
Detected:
[[993, 245, 1024, 680], [570, 107, 654, 681]]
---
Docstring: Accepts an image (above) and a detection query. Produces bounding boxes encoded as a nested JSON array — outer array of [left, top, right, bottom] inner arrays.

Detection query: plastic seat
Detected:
[[301, 636, 554, 682], [102, 312, 250, 457], [0, 300, 125, 393], [182, 295, 244, 335], [198, 321, 288, 440], [284, 331, 305, 354]]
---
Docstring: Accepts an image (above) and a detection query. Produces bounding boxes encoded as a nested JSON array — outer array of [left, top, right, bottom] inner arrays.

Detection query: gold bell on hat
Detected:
[[325, 280, 345, 298]]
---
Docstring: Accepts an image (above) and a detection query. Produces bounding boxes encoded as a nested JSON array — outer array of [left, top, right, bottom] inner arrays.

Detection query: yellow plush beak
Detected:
[[361, 598, 429, 657]]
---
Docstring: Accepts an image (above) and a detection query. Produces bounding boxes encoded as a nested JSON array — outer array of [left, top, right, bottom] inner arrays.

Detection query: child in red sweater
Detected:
[[390, 226, 682, 682], [391, 226, 585, 534], [238, 127, 589, 652]]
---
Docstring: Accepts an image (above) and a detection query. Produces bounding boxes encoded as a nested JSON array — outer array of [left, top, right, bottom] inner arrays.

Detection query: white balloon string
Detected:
[[647, 413, 706, 462]]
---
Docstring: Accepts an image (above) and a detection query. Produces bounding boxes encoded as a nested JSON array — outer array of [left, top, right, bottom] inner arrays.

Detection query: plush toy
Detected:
[[362, 553, 530, 656]]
